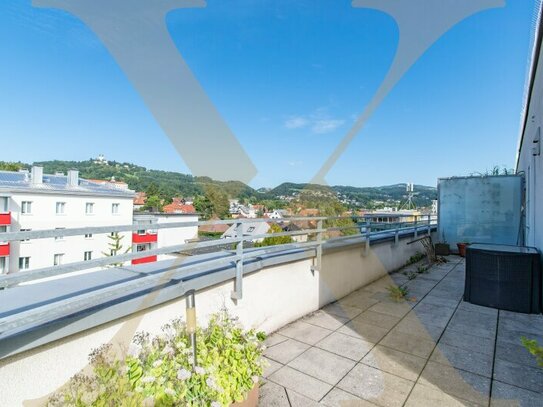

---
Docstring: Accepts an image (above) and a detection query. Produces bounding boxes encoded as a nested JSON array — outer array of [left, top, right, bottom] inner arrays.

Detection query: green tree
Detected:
[[0, 161, 25, 171], [143, 195, 163, 212], [194, 186, 230, 220], [255, 224, 293, 247], [103, 233, 131, 267]]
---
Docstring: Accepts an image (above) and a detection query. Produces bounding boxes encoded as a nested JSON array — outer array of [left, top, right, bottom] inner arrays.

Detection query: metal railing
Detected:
[[0, 214, 437, 335]]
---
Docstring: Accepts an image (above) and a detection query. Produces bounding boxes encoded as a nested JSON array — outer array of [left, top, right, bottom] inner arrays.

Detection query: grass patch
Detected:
[[387, 285, 409, 302]]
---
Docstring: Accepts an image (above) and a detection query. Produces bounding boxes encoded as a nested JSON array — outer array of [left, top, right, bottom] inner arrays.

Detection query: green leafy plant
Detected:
[[521, 337, 543, 367], [48, 310, 267, 406], [387, 285, 409, 302], [406, 252, 425, 265], [404, 271, 417, 280], [417, 265, 428, 274], [254, 223, 293, 247]]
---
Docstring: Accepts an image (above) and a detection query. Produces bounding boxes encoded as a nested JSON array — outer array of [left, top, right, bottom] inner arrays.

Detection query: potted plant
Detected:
[[48, 310, 267, 406], [457, 242, 470, 257]]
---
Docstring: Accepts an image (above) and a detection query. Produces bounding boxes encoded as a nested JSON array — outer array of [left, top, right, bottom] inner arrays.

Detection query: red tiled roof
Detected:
[[163, 200, 196, 214], [134, 192, 147, 205]]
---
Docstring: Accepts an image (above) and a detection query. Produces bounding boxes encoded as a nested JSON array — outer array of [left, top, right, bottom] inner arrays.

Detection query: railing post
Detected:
[[427, 214, 431, 236], [311, 219, 323, 273], [414, 215, 418, 238], [395, 224, 399, 246], [185, 290, 197, 367], [231, 222, 244, 300], [365, 219, 371, 256]]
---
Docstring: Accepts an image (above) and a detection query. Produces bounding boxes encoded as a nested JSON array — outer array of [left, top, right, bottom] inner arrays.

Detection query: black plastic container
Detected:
[[465, 244, 541, 314]]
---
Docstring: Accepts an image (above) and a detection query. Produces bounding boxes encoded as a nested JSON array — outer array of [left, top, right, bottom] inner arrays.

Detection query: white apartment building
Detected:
[[0, 166, 134, 274], [132, 213, 199, 264]]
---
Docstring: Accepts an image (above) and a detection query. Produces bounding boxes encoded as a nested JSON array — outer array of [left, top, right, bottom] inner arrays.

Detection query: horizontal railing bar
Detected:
[[0, 228, 324, 287]]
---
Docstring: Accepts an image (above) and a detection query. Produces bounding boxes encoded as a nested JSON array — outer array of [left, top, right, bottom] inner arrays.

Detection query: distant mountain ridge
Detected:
[[0, 159, 437, 207]]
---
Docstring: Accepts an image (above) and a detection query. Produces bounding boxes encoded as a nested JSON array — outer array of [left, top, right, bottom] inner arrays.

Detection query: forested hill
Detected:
[[0, 159, 437, 206]]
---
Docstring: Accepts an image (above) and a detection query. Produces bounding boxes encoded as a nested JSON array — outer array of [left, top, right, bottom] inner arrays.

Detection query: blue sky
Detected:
[[0, 0, 537, 188]]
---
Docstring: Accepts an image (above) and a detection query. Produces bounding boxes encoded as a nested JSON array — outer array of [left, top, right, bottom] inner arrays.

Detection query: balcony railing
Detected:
[[0, 212, 10, 226], [0, 214, 437, 355]]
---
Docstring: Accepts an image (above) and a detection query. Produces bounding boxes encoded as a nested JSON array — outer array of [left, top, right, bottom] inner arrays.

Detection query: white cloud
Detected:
[[285, 116, 310, 129], [284, 109, 345, 134], [312, 119, 345, 134]]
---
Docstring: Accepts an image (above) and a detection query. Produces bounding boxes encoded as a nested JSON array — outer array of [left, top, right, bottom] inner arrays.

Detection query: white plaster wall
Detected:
[[517, 43, 543, 254], [0, 235, 428, 406]]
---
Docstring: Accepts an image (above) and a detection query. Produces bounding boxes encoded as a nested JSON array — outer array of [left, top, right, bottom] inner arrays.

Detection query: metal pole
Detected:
[[231, 222, 244, 300], [365, 219, 371, 256], [414, 215, 418, 238], [312, 219, 323, 273], [185, 290, 197, 367], [427, 214, 431, 236]]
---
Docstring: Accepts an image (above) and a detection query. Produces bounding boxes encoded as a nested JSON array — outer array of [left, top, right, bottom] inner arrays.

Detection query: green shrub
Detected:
[[387, 285, 409, 302], [417, 265, 428, 274], [521, 337, 543, 367], [406, 252, 425, 266], [403, 271, 417, 280], [48, 310, 267, 406]]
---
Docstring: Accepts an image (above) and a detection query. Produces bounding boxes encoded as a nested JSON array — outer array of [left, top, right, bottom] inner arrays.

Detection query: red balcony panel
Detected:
[[0, 212, 10, 226], [0, 243, 9, 257], [132, 255, 157, 265], [132, 233, 158, 244]]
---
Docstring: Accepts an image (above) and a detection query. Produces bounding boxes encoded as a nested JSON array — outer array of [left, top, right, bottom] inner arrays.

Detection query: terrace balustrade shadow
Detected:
[[260, 255, 543, 406]]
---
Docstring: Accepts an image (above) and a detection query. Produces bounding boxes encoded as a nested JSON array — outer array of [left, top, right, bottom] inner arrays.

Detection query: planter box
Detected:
[[232, 385, 259, 407], [435, 243, 450, 256]]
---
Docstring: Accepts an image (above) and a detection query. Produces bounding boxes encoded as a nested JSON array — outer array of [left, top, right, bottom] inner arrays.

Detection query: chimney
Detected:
[[67, 169, 79, 187], [31, 166, 43, 185]]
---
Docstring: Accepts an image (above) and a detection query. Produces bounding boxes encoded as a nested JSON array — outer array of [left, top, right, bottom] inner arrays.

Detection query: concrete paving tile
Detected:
[[457, 301, 498, 316], [322, 302, 364, 320], [427, 288, 463, 301], [495, 340, 542, 369], [286, 389, 320, 406], [269, 366, 333, 401], [490, 380, 543, 407], [430, 343, 493, 378], [258, 380, 290, 407], [320, 388, 378, 406], [440, 329, 495, 356], [361, 345, 426, 382], [498, 313, 543, 337], [263, 357, 283, 378], [419, 361, 490, 405], [316, 331, 375, 361], [265, 338, 310, 364], [493, 358, 543, 394], [265, 333, 289, 347], [337, 363, 414, 407], [405, 383, 482, 407], [380, 330, 437, 359], [497, 323, 543, 346], [278, 321, 333, 345], [338, 292, 380, 310], [336, 320, 389, 343], [391, 319, 444, 342], [303, 310, 350, 330], [354, 310, 401, 330], [288, 347, 356, 385], [367, 301, 412, 318], [404, 309, 451, 329], [447, 310, 497, 340], [418, 295, 459, 309]]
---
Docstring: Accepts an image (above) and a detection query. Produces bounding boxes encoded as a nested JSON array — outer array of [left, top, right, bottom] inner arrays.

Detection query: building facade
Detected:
[[0, 167, 134, 274]]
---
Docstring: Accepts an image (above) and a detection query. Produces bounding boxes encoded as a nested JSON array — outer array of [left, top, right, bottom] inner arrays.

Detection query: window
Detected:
[[20, 228, 31, 242], [85, 202, 94, 215], [0, 257, 6, 274], [85, 233, 93, 239], [137, 229, 146, 235], [0, 197, 8, 212], [55, 227, 65, 241], [54, 253, 64, 266], [0, 226, 6, 233], [112, 203, 120, 214], [56, 202, 66, 215], [21, 201, 32, 214], [137, 244, 148, 252], [19, 257, 30, 270], [84, 251, 92, 261], [247, 227, 255, 233]]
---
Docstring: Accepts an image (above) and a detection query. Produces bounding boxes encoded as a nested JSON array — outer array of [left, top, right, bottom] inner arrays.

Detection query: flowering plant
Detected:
[[48, 310, 267, 406]]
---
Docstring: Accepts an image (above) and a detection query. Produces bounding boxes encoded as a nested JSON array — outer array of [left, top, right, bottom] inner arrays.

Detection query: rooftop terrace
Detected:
[[260, 257, 543, 407]]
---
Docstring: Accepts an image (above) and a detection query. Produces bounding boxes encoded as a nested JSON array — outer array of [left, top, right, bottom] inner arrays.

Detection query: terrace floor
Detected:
[[259, 256, 543, 407]]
